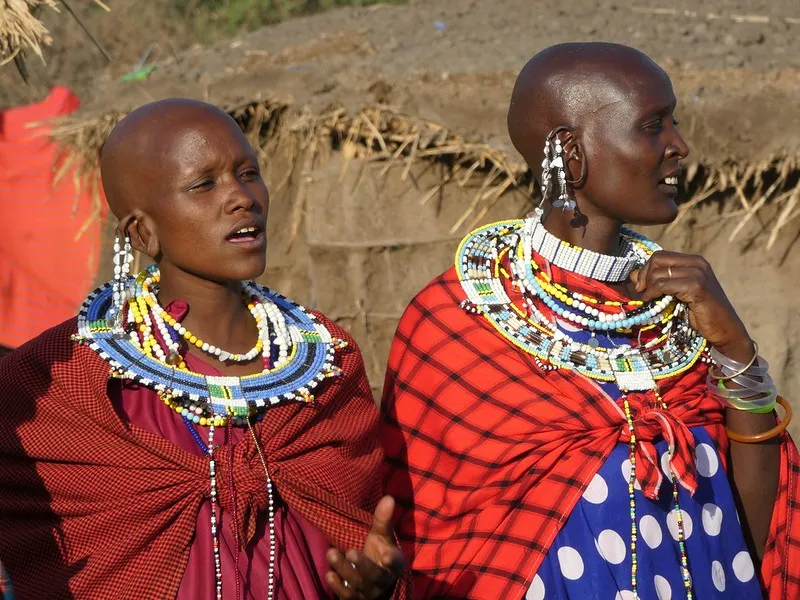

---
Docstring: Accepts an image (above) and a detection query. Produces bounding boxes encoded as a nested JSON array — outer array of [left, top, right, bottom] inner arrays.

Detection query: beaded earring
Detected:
[[109, 233, 133, 329], [541, 130, 575, 211]]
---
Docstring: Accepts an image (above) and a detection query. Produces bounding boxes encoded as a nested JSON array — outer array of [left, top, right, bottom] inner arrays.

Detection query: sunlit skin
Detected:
[[508, 43, 779, 561], [101, 99, 404, 598]]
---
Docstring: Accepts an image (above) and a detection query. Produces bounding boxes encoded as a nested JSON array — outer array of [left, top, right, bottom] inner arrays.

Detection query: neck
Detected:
[[540, 203, 625, 256], [156, 263, 257, 353]]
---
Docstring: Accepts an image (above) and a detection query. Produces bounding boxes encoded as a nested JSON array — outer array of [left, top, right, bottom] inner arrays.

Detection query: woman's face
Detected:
[[133, 108, 270, 284], [576, 68, 690, 226]]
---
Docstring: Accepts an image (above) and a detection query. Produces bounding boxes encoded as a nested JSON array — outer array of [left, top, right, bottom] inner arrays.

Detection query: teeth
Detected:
[[663, 176, 678, 186], [235, 226, 257, 234]]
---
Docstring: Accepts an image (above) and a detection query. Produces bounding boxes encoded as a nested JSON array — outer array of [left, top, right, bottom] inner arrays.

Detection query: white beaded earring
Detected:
[[109, 233, 133, 329], [541, 130, 576, 211]]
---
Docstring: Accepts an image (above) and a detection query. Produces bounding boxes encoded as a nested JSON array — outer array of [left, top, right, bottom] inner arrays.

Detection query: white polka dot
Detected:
[[712, 560, 726, 592], [695, 443, 719, 477], [654, 574, 672, 600], [557, 546, 584, 580], [661, 450, 673, 478], [615, 592, 638, 600], [526, 573, 545, 600], [621, 458, 642, 490], [640, 514, 663, 549], [596, 529, 627, 564], [582, 473, 609, 504], [733, 550, 755, 582], [702, 503, 724, 536], [666, 508, 693, 541]]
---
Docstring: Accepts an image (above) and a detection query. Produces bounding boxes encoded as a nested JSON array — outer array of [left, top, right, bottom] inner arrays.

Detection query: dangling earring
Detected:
[[109, 233, 133, 328], [542, 131, 574, 212]]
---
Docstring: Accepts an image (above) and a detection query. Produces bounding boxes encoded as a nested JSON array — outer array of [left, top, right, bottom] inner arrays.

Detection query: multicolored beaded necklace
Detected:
[[457, 214, 706, 599], [74, 264, 345, 600]]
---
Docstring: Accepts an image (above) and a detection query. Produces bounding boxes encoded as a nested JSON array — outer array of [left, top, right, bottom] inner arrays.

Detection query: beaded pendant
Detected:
[[74, 268, 345, 426]]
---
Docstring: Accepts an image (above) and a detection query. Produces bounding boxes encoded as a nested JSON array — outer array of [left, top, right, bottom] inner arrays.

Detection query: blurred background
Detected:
[[0, 0, 798, 432]]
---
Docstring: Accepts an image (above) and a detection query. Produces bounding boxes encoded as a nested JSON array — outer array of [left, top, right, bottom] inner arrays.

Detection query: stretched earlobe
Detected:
[[123, 213, 160, 260]]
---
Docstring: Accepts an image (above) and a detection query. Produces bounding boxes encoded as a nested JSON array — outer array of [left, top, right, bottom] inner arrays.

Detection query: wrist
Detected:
[[713, 332, 754, 364]]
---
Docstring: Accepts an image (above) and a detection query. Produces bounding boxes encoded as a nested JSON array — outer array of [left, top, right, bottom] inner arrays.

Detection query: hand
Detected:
[[631, 251, 753, 360], [326, 496, 405, 599]]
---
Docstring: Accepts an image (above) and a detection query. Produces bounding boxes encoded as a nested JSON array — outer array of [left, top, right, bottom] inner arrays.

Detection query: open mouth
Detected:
[[227, 226, 263, 243], [660, 176, 679, 186]]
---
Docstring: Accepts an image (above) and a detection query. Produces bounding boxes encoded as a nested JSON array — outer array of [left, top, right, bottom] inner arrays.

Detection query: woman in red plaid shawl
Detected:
[[381, 43, 799, 599], [0, 99, 408, 600]]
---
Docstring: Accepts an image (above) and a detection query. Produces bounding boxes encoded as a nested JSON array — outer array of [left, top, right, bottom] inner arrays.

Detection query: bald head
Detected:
[[101, 99, 240, 219], [507, 43, 670, 172]]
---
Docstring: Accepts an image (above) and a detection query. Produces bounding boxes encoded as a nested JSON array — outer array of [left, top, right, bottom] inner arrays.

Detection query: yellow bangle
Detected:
[[726, 395, 792, 444]]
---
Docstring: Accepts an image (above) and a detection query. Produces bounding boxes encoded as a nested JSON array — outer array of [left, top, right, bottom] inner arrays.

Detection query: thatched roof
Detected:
[[1, 0, 109, 79], [0, 0, 58, 65]]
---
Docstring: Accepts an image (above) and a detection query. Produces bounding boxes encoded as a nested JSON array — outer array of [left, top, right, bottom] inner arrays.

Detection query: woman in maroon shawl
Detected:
[[0, 99, 408, 600], [381, 43, 799, 599]]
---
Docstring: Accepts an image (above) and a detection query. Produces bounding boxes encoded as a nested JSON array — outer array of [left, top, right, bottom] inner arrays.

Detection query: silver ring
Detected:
[[668, 266, 674, 278], [343, 580, 350, 589]]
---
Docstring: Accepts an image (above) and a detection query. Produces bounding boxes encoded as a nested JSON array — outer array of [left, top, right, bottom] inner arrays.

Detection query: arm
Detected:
[[632, 252, 781, 560]]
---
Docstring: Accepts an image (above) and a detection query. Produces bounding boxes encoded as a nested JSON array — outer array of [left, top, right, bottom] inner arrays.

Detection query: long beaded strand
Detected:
[[208, 423, 223, 600], [655, 390, 694, 599], [623, 398, 639, 596], [248, 418, 276, 600]]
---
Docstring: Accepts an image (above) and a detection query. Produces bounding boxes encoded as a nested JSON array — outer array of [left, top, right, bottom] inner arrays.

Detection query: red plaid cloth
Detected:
[[0, 315, 410, 599], [380, 266, 800, 599]]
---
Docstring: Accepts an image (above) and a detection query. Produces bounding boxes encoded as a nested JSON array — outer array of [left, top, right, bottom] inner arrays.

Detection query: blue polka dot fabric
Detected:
[[527, 325, 763, 599]]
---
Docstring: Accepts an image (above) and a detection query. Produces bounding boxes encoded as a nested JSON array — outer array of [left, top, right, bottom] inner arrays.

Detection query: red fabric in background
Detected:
[[0, 87, 102, 349]]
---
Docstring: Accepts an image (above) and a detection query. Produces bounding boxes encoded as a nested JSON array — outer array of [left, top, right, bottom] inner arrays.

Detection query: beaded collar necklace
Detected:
[[73, 265, 345, 426], [525, 208, 649, 282], [456, 219, 708, 391]]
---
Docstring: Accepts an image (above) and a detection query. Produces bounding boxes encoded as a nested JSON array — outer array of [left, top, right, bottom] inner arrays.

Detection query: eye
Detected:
[[644, 119, 663, 133], [189, 179, 214, 192], [240, 166, 262, 181]]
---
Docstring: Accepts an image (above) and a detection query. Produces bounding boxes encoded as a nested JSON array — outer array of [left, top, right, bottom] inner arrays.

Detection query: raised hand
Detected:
[[326, 496, 405, 600], [631, 251, 753, 360]]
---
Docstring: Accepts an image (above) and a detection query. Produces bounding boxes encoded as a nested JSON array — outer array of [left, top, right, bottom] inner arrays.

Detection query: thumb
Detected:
[[370, 495, 396, 541]]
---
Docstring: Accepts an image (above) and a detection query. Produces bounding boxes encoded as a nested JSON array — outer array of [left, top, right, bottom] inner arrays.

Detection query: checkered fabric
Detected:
[[0, 314, 410, 599], [380, 266, 800, 599]]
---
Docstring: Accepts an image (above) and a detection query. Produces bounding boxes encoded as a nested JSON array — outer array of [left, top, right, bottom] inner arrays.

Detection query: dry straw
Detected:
[[49, 98, 800, 249], [0, 0, 110, 74]]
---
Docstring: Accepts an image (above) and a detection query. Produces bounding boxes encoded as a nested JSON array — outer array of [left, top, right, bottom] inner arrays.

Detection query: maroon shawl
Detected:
[[0, 316, 411, 599]]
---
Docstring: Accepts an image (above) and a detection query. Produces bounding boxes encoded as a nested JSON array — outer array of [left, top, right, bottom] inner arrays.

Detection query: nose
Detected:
[[667, 125, 690, 161], [224, 177, 256, 214]]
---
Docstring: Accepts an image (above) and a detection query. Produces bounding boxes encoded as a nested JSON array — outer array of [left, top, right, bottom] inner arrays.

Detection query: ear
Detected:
[[555, 128, 587, 188], [119, 212, 161, 260]]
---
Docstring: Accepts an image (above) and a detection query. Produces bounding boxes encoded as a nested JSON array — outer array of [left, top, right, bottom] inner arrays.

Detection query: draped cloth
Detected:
[[0, 314, 411, 600], [380, 265, 800, 599]]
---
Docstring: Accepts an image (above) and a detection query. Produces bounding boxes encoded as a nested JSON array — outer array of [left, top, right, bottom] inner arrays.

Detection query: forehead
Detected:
[[582, 63, 676, 123], [157, 112, 254, 169]]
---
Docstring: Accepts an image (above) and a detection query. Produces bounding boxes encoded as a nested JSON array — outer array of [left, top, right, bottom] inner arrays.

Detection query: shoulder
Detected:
[[0, 318, 78, 370]]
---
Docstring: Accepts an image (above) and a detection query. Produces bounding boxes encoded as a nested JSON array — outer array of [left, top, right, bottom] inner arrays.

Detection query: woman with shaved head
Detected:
[[0, 100, 409, 600], [381, 43, 799, 599]]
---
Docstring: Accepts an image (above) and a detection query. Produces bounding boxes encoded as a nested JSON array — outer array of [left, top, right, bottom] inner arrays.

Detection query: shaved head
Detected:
[[101, 99, 240, 219], [507, 42, 670, 172]]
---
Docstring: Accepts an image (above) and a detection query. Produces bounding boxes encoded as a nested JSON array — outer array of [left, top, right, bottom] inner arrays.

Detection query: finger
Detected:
[[639, 276, 698, 303], [380, 547, 405, 571], [328, 549, 363, 593], [639, 265, 704, 301], [346, 549, 396, 590], [370, 495, 396, 540], [326, 570, 356, 600]]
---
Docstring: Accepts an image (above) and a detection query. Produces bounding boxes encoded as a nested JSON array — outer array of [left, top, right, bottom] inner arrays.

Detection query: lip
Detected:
[[657, 182, 679, 196], [226, 217, 265, 240]]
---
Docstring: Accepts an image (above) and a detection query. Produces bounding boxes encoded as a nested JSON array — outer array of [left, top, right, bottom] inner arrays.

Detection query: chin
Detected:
[[629, 197, 679, 226]]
